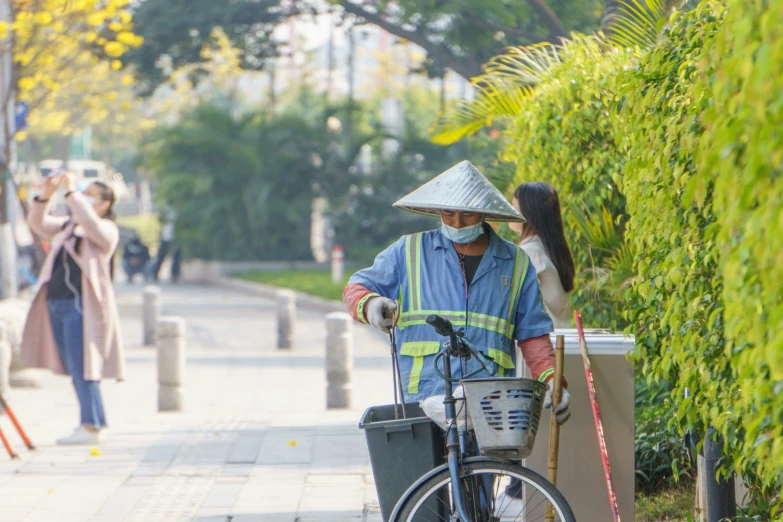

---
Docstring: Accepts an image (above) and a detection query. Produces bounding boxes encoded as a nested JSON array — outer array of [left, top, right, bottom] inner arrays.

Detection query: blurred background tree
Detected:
[[123, 0, 607, 93]]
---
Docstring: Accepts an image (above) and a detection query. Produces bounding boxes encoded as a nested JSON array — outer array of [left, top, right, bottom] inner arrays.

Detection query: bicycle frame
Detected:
[[427, 316, 490, 522], [441, 327, 478, 522], [401, 313, 500, 521], [389, 314, 573, 522]]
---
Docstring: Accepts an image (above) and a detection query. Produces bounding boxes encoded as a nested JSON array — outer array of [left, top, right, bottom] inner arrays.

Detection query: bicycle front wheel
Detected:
[[392, 459, 575, 522]]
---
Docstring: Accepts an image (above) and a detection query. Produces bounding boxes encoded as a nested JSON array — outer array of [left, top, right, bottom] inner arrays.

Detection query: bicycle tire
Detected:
[[392, 458, 576, 522]]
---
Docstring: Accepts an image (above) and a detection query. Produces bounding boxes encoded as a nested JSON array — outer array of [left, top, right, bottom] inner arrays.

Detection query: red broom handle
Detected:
[[0, 427, 18, 459], [575, 310, 621, 522], [0, 394, 35, 450]]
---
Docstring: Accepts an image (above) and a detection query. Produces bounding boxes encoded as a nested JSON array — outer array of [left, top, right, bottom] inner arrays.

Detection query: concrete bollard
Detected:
[[157, 316, 186, 412], [331, 245, 344, 284], [0, 322, 11, 396], [0, 299, 43, 389], [277, 290, 296, 350], [143, 286, 162, 346], [325, 312, 353, 409]]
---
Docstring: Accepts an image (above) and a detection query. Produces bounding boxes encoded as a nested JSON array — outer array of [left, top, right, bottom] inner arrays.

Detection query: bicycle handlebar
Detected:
[[426, 314, 497, 378], [426, 314, 457, 337]]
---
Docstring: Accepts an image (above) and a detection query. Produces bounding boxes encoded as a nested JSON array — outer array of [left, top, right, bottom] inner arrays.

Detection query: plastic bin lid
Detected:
[[550, 329, 635, 356], [359, 404, 433, 430]]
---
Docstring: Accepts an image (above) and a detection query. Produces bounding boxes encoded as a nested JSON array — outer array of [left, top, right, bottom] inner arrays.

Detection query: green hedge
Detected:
[[617, 0, 730, 495], [236, 270, 349, 301], [620, 0, 724, 446], [475, 0, 782, 510], [507, 37, 635, 330], [619, 1, 781, 510], [694, 0, 783, 505]]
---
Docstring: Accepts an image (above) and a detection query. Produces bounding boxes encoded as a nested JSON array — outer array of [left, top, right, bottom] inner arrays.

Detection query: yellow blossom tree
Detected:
[[2, 0, 145, 144], [147, 28, 246, 123]]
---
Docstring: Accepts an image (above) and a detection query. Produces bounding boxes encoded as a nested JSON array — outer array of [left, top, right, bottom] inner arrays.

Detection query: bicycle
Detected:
[[388, 314, 575, 522]]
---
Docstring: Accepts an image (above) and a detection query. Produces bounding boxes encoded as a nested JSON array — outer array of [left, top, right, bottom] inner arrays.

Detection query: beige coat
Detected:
[[20, 192, 125, 381]]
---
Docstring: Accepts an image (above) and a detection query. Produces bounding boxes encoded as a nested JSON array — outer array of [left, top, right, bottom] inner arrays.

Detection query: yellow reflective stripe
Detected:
[[399, 341, 440, 357], [498, 367, 505, 377], [398, 310, 513, 339], [506, 250, 523, 325], [488, 348, 514, 370], [405, 233, 423, 312], [414, 234, 422, 310], [356, 293, 380, 324], [398, 310, 463, 331], [400, 341, 440, 396], [399, 310, 462, 324], [506, 250, 530, 326], [469, 313, 513, 338], [405, 235, 414, 311], [409, 356, 425, 395]]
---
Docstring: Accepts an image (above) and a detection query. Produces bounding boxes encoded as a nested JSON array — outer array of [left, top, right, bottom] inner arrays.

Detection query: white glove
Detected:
[[544, 381, 571, 425], [366, 297, 398, 332]]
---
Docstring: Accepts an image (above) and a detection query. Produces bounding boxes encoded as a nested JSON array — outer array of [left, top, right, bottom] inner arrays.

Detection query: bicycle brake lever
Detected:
[[460, 338, 497, 376], [475, 350, 497, 376]]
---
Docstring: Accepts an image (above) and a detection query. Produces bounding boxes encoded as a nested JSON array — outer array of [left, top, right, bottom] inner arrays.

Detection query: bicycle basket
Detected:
[[461, 378, 547, 459]]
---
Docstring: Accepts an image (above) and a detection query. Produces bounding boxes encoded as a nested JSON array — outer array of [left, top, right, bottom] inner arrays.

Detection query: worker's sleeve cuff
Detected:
[[356, 293, 380, 324], [538, 368, 555, 383], [538, 368, 568, 389]]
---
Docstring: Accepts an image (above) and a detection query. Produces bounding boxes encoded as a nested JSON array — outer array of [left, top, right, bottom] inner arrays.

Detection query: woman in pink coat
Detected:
[[21, 172, 125, 445]]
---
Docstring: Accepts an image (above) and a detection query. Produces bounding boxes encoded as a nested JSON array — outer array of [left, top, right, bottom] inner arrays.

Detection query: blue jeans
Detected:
[[47, 298, 107, 428]]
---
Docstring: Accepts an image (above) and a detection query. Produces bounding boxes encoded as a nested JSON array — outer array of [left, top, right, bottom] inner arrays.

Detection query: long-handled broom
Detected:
[[0, 393, 36, 459], [575, 310, 621, 522], [545, 335, 566, 522]]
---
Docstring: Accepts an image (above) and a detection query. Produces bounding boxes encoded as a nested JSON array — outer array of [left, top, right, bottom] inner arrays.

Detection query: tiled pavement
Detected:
[[0, 283, 394, 521]]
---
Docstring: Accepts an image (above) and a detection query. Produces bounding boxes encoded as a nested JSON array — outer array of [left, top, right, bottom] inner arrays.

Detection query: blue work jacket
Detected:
[[349, 225, 554, 402]]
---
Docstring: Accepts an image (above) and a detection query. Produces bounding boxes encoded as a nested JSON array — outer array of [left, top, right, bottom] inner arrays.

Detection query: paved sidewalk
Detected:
[[0, 283, 396, 522]]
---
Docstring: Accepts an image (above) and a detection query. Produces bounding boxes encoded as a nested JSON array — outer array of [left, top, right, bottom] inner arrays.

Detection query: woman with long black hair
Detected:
[[503, 181, 577, 502], [510, 182, 575, 328]]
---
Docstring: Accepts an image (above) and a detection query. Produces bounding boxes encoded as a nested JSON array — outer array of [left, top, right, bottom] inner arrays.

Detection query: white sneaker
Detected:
[[56, 426, 103, 446]]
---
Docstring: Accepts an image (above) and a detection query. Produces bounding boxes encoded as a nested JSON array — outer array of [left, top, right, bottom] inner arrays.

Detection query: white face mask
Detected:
[[440, 221, 485, 244]]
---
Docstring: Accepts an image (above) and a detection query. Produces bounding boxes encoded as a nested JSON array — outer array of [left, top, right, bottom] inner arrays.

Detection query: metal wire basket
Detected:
[[461, 378, 547, 459]]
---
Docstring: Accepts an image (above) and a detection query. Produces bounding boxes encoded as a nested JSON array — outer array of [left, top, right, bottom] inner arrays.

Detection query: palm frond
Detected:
[[603, 0, 675, 49], [607, 241, 637, 289], [481, 43, 563, 82], [565, 200, 623, 254], [581, 241, 637, 297], [430, 43, 563, 145], [430, 77, 536, 145], [428, 1, 672, 146]]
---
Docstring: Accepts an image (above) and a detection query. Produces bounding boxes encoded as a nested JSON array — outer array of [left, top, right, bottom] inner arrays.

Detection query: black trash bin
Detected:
[[360, 403, 446, 522]]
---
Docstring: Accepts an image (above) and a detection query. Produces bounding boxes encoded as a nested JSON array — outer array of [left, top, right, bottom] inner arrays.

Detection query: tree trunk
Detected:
[[338, 1, 483, 81], [268, 63, 276, 113], [526, 0, 568, 40]]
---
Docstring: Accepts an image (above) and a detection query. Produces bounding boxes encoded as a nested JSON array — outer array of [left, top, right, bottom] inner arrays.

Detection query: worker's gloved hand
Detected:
[[544, 380, 571, 425], [366, 297, 398, 332]]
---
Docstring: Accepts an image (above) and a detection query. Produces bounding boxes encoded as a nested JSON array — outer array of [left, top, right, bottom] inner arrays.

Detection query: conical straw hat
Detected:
[[393, 160, 525, 222]]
